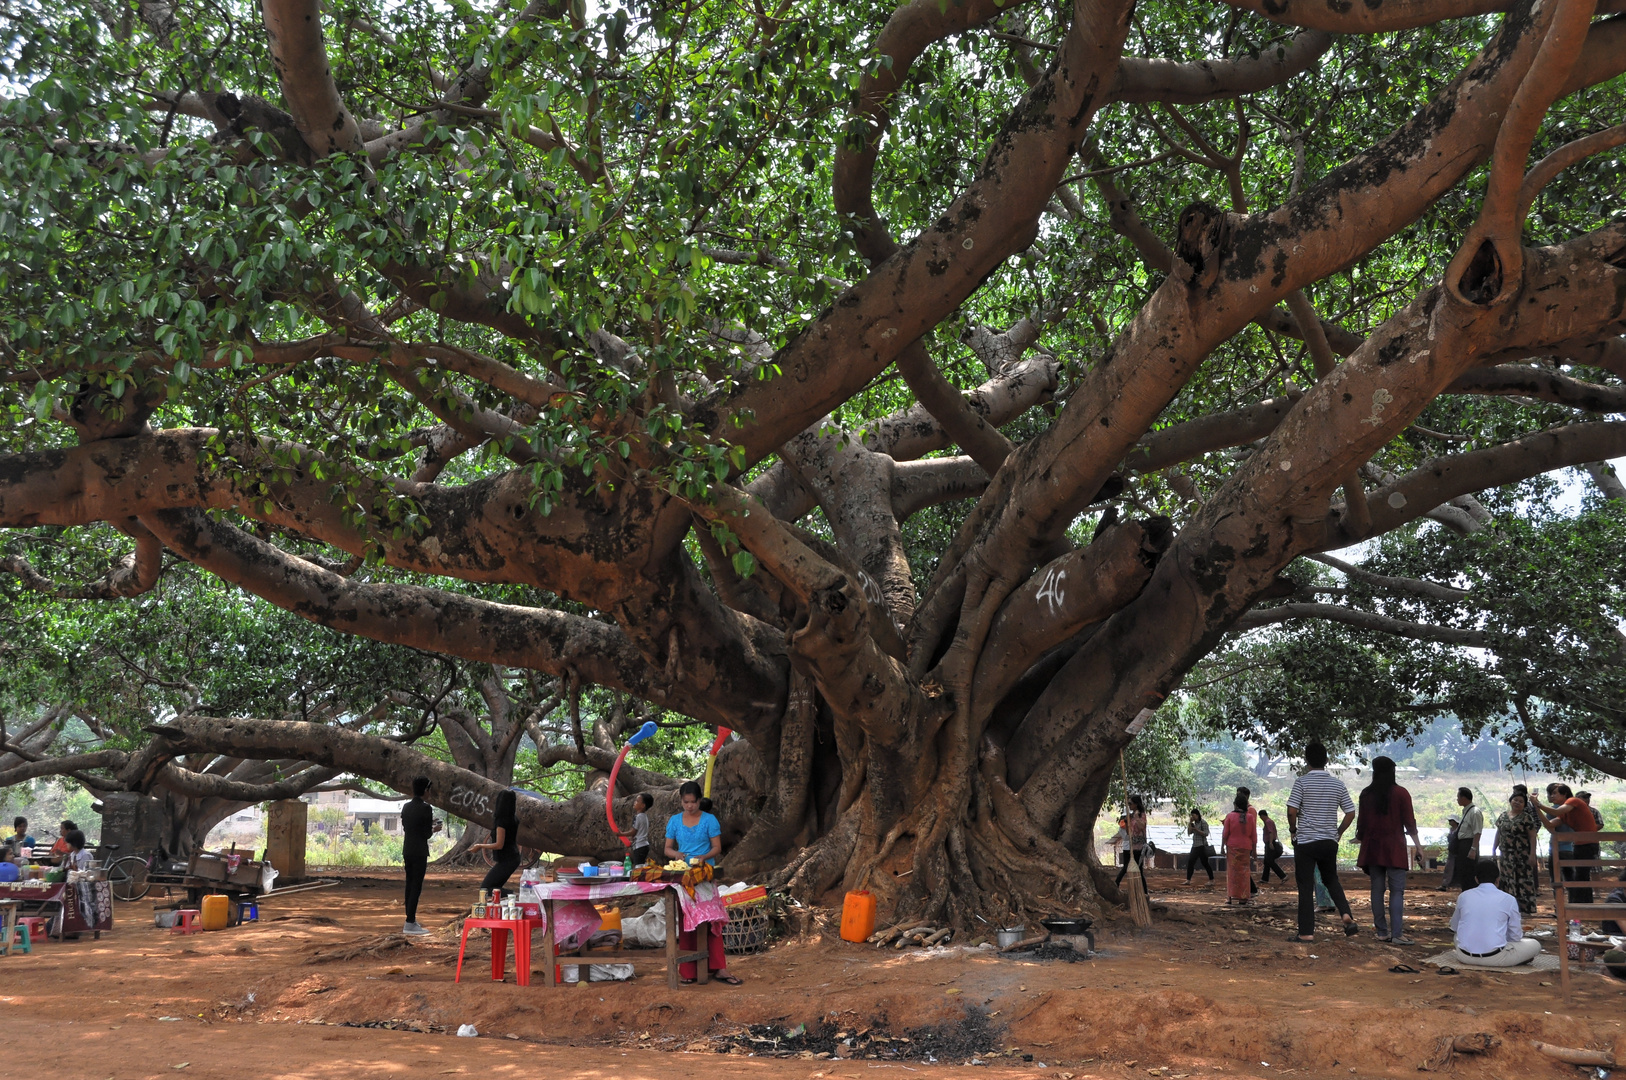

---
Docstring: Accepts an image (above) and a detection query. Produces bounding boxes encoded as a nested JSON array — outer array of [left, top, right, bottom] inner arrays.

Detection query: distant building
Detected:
[[347, 798, 408, 835]]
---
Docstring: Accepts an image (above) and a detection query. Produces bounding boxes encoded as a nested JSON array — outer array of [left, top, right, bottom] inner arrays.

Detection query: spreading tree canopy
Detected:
[[1, 0, 1624, 920]]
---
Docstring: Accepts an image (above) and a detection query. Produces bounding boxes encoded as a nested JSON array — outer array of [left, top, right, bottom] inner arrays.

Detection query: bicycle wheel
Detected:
[[108, 855, 151, 902]]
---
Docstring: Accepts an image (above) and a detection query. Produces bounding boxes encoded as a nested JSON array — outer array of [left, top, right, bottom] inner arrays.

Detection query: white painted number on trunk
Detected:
[[1035, 567, 1067, 614], [449, 786, 491, 819], [857, 570, 885, 608]]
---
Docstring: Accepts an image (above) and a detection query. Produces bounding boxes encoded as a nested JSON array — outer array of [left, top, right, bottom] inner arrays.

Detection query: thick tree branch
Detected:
[[260, 0, 366, 159], [1515, 697, 1626, 779], [1109, 30, 1332, 105], [1448, 363, 1626, 412]]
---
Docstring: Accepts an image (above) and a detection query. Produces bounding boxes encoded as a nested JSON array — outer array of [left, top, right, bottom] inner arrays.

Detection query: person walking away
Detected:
[[1286, 740, 1359, 942], [1492, 791, 1541, 915], [1114, 796, 1150, 893], [1185, 809, 1215, 884], [401, 776, 441, 935], [1221, 789, 1257, 905], [1531, 783, 1597, 907], [1450, 860, 1542, 967], [470, 789, 522, 893], [665, 781, 742, 985], [1356, 755, 1421, 944], [1451, 789, 1484, 891], [1259, 810, 1287, 882]]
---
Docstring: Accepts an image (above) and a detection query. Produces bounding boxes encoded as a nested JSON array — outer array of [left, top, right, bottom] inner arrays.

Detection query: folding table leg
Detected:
[[491, 927, 510, 982], [455, 923, 471, 983], [515, 921, 531, 987]]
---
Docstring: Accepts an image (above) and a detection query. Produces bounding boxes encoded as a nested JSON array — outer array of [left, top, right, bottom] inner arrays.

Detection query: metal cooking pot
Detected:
[[996, 926, 1026, 949]]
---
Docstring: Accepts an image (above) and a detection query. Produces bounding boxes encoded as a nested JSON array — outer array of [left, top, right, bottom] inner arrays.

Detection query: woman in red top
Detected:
[[1355, 756, 1421, 943]]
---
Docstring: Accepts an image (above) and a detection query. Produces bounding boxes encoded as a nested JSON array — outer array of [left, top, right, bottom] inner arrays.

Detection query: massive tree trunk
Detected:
[[4, 0, 1626, 924]]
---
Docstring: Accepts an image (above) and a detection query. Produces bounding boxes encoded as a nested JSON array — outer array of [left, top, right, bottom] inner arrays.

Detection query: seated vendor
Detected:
[[0, 845, 20, 882], [49, 820, 77, 863], [664, 781, 741, 986], [62, 830, 93, 872], [1450, 860, 1542, 967], [7, 817, 34, 855]]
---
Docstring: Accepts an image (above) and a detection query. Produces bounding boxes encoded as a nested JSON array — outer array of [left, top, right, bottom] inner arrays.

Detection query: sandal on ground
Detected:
[[1388, 963, 1420, 973], [1392, 937, 1417, 946], [1375, 934, 1391, 942], [1286, 934, 1314, 943], [1343, 921, 1360, 937], [1436, 966, 1460, 975], [715, 973, 744, 985], [680, 978, 696, 985]]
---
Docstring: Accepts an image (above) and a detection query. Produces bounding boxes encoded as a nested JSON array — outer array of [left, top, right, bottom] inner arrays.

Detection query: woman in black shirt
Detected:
[[471, 789, 521, 892]]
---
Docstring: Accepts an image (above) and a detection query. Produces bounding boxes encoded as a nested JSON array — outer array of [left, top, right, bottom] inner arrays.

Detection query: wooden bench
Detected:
[[1552, 830, 1626, 995]]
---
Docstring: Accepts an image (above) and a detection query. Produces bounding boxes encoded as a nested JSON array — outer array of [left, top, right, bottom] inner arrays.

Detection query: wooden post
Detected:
[[541, 898, 557, 987], [265, 800, 308, 883], [695, 920, 710, 984], [664, 888, 680, 989]]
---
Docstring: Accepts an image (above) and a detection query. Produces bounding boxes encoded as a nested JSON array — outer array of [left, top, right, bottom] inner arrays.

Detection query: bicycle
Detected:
[[96, 845, 159, 902]]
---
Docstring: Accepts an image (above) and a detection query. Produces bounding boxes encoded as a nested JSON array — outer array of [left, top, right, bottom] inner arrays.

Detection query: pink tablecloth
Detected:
[[519, 878, 725, 947]]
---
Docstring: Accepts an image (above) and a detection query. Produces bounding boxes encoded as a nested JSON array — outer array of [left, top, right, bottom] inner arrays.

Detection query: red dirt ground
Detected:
[[5, 865, 1622, 1080]]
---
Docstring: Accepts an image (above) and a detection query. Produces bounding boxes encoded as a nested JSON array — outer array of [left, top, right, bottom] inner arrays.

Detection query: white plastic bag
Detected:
[[621, 903, 667, 948]]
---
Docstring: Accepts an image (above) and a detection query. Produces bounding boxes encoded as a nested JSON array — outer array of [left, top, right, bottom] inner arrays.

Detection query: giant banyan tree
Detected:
[[1, 0, 1624, 921]]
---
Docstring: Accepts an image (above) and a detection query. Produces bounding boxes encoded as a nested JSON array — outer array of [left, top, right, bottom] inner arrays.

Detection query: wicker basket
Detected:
[[722, 897, 771, 954]]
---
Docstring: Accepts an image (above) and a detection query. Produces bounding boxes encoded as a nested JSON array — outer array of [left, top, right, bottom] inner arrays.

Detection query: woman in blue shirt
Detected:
[[663, 782, 739, 984], [665, 782, 722, 867]]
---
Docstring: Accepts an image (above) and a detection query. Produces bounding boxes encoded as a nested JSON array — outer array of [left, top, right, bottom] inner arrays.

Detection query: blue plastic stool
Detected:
[[242, 903, 258, 922], [8, 924, 31, 954]]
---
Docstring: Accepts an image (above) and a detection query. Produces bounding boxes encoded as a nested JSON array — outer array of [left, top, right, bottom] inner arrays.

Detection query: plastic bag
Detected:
[[621, 903, 667, 948]]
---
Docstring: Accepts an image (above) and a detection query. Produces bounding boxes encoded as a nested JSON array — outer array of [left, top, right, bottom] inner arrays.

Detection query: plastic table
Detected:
[[455, 916, 542, 986]]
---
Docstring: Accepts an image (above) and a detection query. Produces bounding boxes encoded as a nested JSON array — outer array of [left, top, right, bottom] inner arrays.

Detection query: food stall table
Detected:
[[524, 878, 727, 988], [455, 916, 543, 986], [0, 877, 113, 938]]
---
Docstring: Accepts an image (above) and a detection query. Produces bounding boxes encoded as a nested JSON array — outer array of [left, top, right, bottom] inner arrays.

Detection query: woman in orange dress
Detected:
[[1221, 788, 1258, 905]]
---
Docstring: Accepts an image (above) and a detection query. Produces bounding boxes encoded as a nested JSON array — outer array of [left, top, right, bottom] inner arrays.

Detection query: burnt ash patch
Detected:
[[714, 1007, 1001, 1062], [1006, 941, 1091, 963]]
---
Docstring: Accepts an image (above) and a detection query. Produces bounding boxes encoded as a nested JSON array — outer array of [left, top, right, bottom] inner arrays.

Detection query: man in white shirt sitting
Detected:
[[1450, 860, 1542, 967]]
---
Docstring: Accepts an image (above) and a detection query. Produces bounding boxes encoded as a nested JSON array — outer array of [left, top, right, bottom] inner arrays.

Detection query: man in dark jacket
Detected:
[[401, 777, 441, 935]]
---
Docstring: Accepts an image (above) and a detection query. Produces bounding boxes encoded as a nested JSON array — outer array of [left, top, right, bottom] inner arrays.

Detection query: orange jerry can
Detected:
[[199, 893, 231, 931], [839, 890, 876, 943]]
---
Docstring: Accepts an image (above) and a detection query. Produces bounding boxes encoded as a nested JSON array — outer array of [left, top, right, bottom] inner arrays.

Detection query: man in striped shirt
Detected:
[[1286, 740, 1359, 942]]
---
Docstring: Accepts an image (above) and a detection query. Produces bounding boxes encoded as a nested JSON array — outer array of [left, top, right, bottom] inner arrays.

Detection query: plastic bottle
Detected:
[[623, 853, 632, 877]]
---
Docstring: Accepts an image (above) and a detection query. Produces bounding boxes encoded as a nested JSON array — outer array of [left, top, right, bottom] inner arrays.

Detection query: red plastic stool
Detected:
[[17, 917, 50, 944], [172, 909, 202, 934]]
